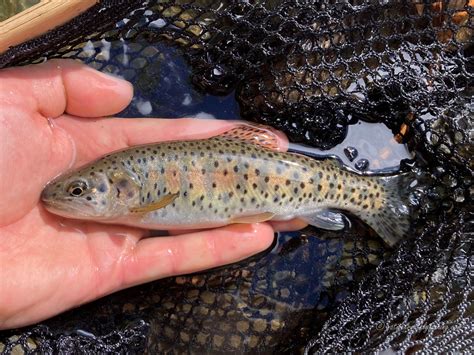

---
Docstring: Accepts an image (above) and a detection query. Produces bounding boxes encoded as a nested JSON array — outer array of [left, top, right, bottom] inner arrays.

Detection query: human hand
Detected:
[[0, 60, 305, 329]]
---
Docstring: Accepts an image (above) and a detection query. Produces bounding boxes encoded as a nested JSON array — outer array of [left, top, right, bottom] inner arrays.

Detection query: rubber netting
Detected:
[[0, 0, 472, 353]]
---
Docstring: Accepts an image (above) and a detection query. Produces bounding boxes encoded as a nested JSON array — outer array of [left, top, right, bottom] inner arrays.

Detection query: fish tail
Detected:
[[360, 173, 414, 247]]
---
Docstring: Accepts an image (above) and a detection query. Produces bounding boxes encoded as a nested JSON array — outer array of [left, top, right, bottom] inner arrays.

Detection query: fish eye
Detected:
[[67, 181, 88, 197]]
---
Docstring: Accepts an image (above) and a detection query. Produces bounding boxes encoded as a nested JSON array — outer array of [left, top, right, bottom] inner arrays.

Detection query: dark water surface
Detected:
[[2, 38, 410, 352]]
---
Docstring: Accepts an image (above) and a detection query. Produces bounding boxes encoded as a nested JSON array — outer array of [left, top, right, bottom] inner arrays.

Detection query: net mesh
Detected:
[[0, 0, 472, 353]]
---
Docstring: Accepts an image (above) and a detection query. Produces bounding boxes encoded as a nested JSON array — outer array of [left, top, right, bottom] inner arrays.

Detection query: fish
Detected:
[[41, 124, 412, 246]]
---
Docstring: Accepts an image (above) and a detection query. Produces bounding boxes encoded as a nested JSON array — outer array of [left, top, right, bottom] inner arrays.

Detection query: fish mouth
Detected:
[[41, 199, 101, 220]]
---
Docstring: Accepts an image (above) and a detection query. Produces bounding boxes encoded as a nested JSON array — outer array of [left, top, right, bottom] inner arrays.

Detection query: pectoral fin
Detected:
[[231, 212, 275, 224], [130, 192, 179, 214], [301, 210, 347, 231], [216, 124, 281, 151]]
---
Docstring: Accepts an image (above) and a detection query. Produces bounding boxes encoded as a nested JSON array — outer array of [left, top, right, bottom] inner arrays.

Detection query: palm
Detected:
[[0, 60, 304, 329]]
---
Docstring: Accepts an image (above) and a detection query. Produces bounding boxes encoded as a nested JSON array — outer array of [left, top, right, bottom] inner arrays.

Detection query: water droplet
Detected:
[[355, 159, 369, 171], [343, 146, 358, 161], [454, 188, 465, 203]]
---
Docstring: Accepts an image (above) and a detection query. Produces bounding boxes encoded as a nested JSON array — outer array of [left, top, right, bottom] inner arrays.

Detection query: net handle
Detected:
[[0, 0, 98, 54]]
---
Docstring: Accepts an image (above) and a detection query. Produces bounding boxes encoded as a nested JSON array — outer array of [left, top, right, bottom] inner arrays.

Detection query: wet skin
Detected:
[[0, 59, 306, 329]]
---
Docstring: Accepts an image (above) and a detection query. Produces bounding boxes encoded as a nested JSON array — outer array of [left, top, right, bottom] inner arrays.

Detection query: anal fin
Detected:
[[301, 210, 347, 231], [217, 124, 282, 151], [231, 212, 275, 224]]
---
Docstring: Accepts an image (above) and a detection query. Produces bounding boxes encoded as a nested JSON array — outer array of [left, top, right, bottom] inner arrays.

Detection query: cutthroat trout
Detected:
[[41, 125, 412, 246]]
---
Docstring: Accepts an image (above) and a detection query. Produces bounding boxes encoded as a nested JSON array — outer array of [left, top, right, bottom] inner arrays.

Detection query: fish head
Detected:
[[41, 163, 140, 220]]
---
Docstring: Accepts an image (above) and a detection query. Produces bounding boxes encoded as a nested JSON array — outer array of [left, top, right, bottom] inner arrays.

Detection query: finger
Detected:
[[0, 59, 133, 118], [168, 218, 308, 236], [118, 223, 275, 287], [53, 117, 289, 166]]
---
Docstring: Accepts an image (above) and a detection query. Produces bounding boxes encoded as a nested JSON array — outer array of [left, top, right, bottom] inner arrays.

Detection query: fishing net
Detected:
[[0, 0, 472, 353]]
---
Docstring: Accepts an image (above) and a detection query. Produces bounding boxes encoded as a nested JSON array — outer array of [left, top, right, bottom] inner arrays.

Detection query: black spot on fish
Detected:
[[255, 169, 260, 176], [244, 174, 249, 180], [329, 183, 334, 189], [285, 179, 291, 186], [212, 183, 217, 188], [265, 177, 270, 183], [252, 183, 258, 189], [233, 166, 238, 173], [274, 185, 279, 191], [224, 169, 228, 176], [201, 169, 206, 175], [294, 188, 298, 194], [90, 172, 95, 176]]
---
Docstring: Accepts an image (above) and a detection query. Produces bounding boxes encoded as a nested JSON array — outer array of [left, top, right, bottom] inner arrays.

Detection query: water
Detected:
[[289, 121, 413, 173], [27, 37, 412, 351], [86, 39, 412, 173]]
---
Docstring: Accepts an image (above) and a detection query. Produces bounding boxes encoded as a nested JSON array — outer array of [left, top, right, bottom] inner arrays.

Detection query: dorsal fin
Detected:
[[216, 124, 282, 151]]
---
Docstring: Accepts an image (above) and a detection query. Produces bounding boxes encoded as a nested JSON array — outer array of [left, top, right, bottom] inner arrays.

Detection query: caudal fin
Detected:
[[360, 173, 414, 247]]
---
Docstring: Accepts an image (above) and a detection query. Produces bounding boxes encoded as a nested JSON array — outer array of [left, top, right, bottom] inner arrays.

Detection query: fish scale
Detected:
[[41, 125, 412, 246]]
